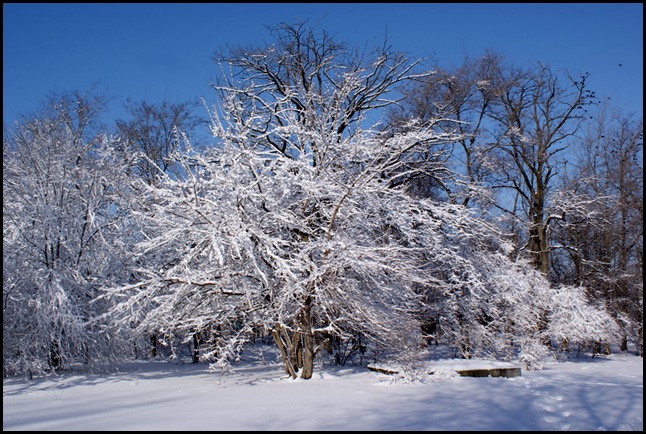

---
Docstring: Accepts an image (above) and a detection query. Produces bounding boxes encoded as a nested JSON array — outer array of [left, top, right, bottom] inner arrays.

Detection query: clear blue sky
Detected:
[[3, 3, 643, 127]]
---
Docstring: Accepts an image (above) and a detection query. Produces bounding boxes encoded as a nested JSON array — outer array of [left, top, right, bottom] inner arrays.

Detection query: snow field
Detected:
[[3, 353, 642, 431]]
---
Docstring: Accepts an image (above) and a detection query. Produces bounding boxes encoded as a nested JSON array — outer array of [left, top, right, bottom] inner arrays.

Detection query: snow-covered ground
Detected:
[[3, 351, 643, 431]]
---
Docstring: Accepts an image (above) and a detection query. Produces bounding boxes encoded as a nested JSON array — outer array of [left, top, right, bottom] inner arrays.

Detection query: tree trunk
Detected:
[[291, 331, 302, 372], [639, 326, 643, 357], [150, 333, 157, 358], [271, 324, 298, 379], [271, 300, 316, 379], [192, 332, 201, 363], [528, 203, 549, 275], [300, 301, 314, 379], [48, 339, 62, 370]]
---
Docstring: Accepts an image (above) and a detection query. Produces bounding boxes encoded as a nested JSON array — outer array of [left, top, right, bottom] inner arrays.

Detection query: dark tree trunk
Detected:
[[300, 300, 314, 379], [48, 340, 62, 370], [192, 333, 201, 363], [272, 324, 298, 379], [150, 333, 157, 358]]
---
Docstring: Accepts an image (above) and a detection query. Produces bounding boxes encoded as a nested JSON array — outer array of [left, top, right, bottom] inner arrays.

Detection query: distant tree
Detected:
[[551, 106, 643, 355], [387, 50, 505, 205], [115, 98, 204, 185], [392, 56, 599, 275], [485, 62, 597, 274]]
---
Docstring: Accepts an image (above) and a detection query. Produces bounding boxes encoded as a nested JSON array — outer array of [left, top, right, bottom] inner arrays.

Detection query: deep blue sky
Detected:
[[3, 3, 643, 127]]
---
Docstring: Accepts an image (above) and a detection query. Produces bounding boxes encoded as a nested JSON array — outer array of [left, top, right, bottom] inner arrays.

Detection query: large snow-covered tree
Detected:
[[102, 21, 461, 378]]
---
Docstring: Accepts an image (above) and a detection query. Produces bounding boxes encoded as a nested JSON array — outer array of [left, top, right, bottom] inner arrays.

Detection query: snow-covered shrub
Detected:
[[419, 223, 622, 369], [547, 285, 620, 351]]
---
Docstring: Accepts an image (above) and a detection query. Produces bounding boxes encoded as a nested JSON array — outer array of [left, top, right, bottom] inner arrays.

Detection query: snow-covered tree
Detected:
[[3, 90, 135, 376], [101, 21, 466, 378]]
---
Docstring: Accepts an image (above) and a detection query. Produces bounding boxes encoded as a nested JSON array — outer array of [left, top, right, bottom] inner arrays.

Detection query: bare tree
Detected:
[[486, 62, 596, 274], [389, 55, 603, 277], [387, 50, 505, 204], [115, 98, 204, 184]]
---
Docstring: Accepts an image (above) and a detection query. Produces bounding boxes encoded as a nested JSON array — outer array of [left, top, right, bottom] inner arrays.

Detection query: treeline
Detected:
[[3, 21, 642, 379]]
